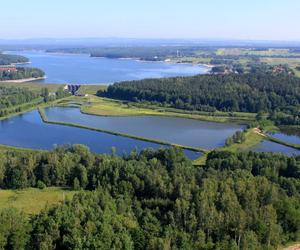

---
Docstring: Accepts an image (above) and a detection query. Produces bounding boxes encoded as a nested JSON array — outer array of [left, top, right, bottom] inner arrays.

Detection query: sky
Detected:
[[1, 0, 299, 41]]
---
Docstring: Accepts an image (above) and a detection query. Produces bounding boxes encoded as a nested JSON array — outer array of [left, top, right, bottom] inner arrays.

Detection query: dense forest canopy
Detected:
[[0, 86, 38, 110], [0, 85, 69, 117], [0, 53, 29, 65], [0, 67, 45, 81], [102, 73, 300, 114], [0, 146, 299, 249]]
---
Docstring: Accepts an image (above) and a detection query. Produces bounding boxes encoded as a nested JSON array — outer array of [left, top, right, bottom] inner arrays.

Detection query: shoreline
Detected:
[[0, 76, 46, 83]]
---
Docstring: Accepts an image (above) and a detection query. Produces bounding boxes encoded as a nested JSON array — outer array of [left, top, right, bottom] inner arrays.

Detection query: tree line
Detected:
[[101, 71, 300, 125], [0, 145, 299, 249], [101, 72, 300, 114], [0, 86, 70, 117], [0, 86, 38, 109]]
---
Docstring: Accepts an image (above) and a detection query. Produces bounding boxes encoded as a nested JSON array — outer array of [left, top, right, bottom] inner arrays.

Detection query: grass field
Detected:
[[79, 95, 256, 123], [0, 81, 108, 96], [294, 68, 300, 77], [193, 128, 265, 166], [77, 84, 107, 95], [216, 48, 296, 57], [0, 187, 77, 215], [261, 57, 300, 76], [221, 128, 264, 153], [0, 82, 65, 93]]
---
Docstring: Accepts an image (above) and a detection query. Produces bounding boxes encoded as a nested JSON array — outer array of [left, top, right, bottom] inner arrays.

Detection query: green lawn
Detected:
[[221, 129, 264, 153], [294, 68, 300, 77], [0, 82, 65, 93], [79, 95, 255, 123], [193, 128, 265, 166], [0, 187, 77, 215], [77, 84, 107, 95]]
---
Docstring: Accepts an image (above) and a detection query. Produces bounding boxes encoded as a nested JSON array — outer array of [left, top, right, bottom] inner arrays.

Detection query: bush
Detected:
[[36, 180, 46, 190]]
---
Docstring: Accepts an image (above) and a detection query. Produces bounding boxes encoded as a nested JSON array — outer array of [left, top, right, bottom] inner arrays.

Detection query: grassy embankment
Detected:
[[193, 128, 265, 166], [0, 188, 77, 215], [78, 95, 256, 123]]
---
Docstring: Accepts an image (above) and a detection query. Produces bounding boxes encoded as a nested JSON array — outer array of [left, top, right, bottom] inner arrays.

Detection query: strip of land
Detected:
[[0, 77, 46, 83], [78, 95, 256, 123]]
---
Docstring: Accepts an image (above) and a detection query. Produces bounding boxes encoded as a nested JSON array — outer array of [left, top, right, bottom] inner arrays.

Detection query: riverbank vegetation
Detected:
[[0, 146, 299, 249]]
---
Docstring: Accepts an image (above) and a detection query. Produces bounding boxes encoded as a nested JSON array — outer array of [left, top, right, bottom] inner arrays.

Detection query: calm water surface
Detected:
[[44, 107, 245, 150], [268, 129, 300, 145], [252, 140, 300, 156], [7, 51, 209, 84], [0, 110, 201, 159]]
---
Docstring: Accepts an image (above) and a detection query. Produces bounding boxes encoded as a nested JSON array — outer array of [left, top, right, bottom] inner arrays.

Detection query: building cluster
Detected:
[[0, 65, 17, 72]]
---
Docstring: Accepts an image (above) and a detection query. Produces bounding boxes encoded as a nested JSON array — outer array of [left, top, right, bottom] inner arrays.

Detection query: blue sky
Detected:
[[1, 0, 299, 40]]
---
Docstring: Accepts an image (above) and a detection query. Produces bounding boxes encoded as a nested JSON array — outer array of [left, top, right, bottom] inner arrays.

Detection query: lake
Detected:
[[44, 107, 245, 150], [7, 51, 209, 84], [0, 110, 202, 159]]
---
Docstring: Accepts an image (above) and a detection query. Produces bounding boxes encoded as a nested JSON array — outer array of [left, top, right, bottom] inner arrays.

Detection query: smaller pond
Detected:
[[44, 107, 246, 150], [0, 110, 201, 159], [268, 128, 300, 145], [252, 140, 300, 156]]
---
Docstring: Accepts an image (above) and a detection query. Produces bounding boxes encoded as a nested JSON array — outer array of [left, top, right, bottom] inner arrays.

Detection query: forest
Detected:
[[0, 67, 45, 81], [0, 145, 299, 249], [0, 86, 38, 110], [0, 54, 29, 65], [0, 85, 69, 117], [102, 72, 300, 114]]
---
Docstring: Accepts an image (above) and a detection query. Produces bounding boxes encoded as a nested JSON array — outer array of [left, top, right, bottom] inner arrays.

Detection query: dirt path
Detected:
[[281, 244, 300, 250], [253, 127, 267, 137]]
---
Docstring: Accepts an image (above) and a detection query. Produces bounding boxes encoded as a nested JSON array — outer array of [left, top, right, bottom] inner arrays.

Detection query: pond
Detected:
[[7, 51, 209, 84], [268, 128, 300, 145], [44, 107, 246, 150], [0, 110, 202, 159], [252, 140, 300, 156]]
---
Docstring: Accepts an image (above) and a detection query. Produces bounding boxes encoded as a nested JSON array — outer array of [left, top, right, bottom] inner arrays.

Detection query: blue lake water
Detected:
[[0, 110, 202, 159], [7, 51, 208, 84], [268, 130, 300, 145], [252, 140, 300, 156], [44, 107, 245, 150]]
